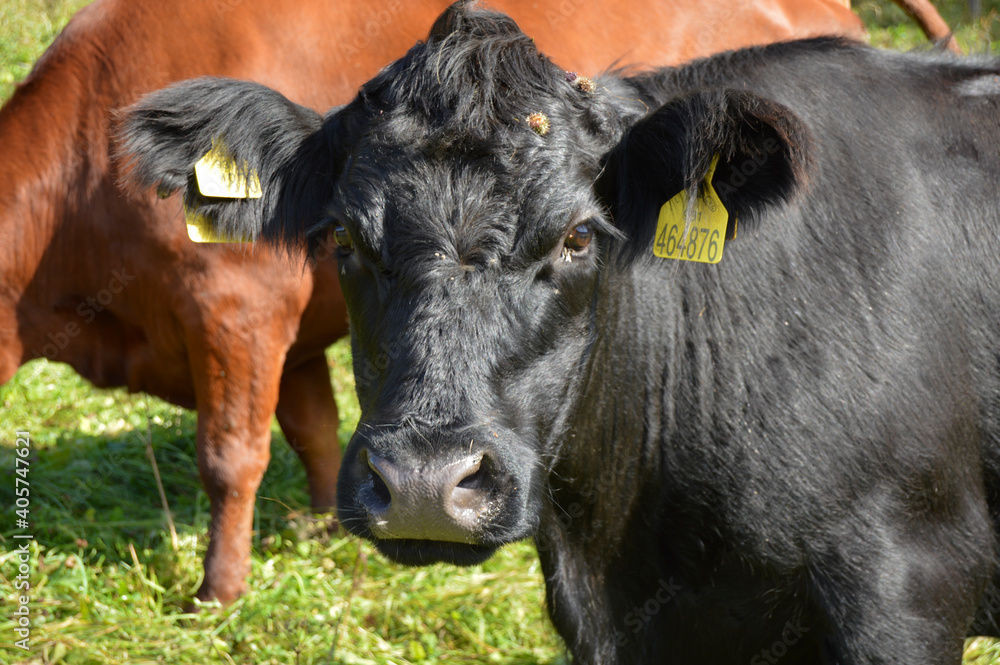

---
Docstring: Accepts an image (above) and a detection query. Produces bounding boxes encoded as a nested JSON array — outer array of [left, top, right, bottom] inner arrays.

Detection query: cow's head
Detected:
[[120, 1, 809, 566]]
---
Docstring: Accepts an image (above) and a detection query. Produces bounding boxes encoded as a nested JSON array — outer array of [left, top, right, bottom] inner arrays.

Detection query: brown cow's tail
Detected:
[[891, 0, 962, 54]]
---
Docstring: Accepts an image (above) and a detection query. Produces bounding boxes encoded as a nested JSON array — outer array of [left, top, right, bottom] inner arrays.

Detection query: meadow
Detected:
[[2, 1, 1000, 663]]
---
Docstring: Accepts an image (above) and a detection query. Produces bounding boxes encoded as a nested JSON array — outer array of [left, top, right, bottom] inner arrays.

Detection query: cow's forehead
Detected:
[[336, 10, 615, 172], [335, 67, 613, 210], [322, 14, 636, 266], [333, 130, 598, 270]]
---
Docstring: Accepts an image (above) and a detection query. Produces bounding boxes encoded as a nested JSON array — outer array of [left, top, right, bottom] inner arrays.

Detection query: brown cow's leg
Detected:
[[194, 420, 273, 604], [275, 353, 341, 514], [189, 330, 285, 604], [0, 313, 25, 384], [0, 355, 19, 385], [891, 0, 962, 54]]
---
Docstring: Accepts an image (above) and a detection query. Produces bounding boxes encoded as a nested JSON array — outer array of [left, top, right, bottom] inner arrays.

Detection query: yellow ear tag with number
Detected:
[[194, 137, 263, 199], [653, 154, 728, 264]]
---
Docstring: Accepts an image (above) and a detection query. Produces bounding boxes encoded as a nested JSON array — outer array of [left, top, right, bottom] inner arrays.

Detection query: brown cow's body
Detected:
[[1, 0, 950, 603]]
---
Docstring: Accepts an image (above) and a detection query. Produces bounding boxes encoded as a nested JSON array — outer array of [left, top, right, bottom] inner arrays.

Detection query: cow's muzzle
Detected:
[[337, 424, 534, 563], [359, 448, 494, 543]]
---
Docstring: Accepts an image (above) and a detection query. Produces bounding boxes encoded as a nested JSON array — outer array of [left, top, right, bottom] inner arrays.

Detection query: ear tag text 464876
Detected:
[[653, 154, 729, 264], [183, 137, 261, 242]]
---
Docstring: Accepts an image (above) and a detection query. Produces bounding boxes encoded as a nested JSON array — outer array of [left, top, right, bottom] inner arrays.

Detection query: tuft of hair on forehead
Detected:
[[356, 1, 565, 139]]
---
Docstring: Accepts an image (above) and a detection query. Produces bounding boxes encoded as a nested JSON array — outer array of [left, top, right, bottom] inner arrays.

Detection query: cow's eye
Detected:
[[332, 223, 353, 252], [564, 223, 593, 253]]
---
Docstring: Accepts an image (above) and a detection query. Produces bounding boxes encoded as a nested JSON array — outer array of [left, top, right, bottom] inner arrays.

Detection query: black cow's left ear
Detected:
[[118, 77, 336, 247], [599, 89, 811, 259]]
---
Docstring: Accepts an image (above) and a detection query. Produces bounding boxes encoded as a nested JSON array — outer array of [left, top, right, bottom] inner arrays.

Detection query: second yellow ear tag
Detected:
[[653, 154, 728, 264], [194, 137, 263, 199], [184, 206, 248, 243]]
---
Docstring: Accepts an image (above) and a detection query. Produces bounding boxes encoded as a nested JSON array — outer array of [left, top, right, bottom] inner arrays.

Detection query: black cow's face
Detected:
[[327, 74, 625, 564], [121, 2, 805, 567]]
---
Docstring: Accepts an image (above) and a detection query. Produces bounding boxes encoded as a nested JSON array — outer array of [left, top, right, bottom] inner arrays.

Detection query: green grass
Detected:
[[857, 0, 1000, 53], [0, 0, 90, 100], [0, 349, 565, 665], [3, 1, 1000, 664]]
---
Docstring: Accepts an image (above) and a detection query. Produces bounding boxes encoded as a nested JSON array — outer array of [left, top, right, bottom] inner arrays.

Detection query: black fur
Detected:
[[120, 3, 1000, 663], [119, 76, 335, 244]]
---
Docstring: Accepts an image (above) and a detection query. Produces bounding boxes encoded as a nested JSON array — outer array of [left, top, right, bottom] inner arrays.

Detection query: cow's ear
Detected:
[[118, 77, 334, 245], [599, 89, 811, 261]]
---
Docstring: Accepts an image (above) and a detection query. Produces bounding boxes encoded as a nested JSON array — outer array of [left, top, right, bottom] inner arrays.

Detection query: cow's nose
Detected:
[[358, 449, 494, 543]]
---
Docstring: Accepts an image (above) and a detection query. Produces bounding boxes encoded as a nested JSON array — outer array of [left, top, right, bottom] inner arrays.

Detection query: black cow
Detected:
[[121, 3, 1000, 663]]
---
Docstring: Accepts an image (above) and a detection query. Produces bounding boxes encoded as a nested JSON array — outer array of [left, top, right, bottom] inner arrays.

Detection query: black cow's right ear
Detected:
[[118, 77, 335, 246], [599, 89, 812, 261]]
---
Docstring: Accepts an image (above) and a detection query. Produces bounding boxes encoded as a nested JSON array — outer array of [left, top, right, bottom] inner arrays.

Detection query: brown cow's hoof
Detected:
[[182, 595, 225, 614], [311, 510, 340, 536]]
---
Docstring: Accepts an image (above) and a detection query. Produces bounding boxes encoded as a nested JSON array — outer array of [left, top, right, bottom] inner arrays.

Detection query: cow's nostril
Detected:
[[456, 465, 487, 490], [450, 456, 492, 515], [366, 454, 392, 509]]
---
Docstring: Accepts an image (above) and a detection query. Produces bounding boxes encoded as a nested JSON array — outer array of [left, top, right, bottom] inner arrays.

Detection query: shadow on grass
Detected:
[[0, 424, 565, 664], [0, 410, 329, 621], [0, 362, 563, 664], [0, 411, 313, 561]]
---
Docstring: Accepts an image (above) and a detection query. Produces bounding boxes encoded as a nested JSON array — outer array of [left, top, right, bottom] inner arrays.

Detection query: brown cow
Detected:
[[2, 0, 954, 604]]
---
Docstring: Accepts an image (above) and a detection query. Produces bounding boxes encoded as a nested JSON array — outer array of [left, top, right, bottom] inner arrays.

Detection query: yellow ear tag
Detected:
[[653, 154, 728, 264], [194, 137, 263, 199], [183, 137, 257, 242], [184, 206, 248, 243]]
